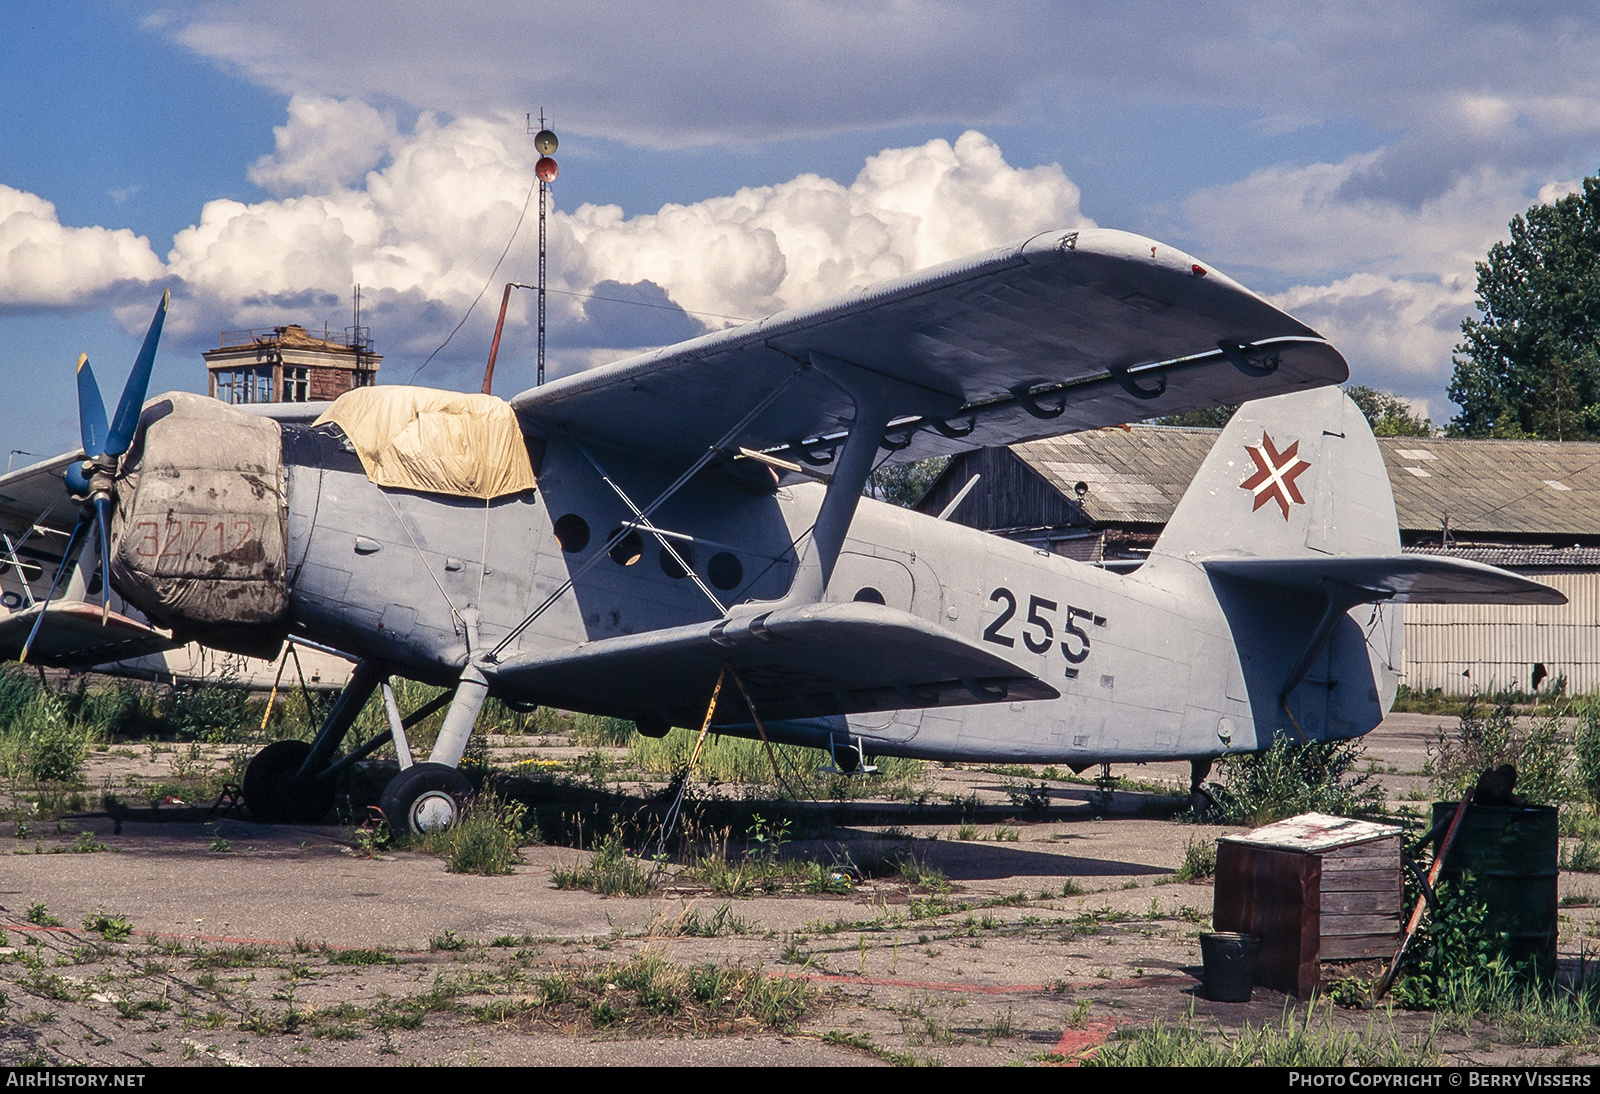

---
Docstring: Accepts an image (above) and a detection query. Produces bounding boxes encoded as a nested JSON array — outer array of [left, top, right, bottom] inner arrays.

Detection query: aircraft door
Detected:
[[850, 706, 923, 744], [827, 552, 914, 611]]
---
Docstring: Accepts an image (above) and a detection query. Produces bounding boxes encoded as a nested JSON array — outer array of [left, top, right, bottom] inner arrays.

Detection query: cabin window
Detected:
[[708, 552, 743, 590], [552, 514, 590, 553], [607, 528, 644, 566], [659, 542, 696, 579]]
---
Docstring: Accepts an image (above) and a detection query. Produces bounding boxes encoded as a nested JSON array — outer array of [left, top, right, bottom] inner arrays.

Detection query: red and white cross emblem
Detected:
[[1239, 432, 1311, 520]]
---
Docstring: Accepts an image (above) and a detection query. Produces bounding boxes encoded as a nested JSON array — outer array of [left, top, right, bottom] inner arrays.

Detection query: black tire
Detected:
[[379, 762, 473, 837], [242, 740, 336, 825]]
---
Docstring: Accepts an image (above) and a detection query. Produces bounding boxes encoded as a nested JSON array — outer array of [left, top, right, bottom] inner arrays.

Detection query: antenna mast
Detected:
[[529, 111, 559, 386]]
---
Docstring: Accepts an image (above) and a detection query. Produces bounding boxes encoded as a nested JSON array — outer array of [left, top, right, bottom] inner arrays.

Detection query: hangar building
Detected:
[[915, 428, 1600, 696]]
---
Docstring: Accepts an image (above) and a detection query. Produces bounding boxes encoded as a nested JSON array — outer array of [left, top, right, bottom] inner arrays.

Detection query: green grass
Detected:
[[417, 791, 533, 876], [1086, 1006, 1438, 1067], [1173, 835, 1217, 882], [551, 832, 658, 896], [627, 730, 926, 798]]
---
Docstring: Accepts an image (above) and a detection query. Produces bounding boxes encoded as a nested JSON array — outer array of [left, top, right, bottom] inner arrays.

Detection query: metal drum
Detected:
[[1431, 802, 1559, 979]]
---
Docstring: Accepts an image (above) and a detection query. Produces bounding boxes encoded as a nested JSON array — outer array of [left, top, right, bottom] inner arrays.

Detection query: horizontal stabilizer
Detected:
[[490, 601, 1057, 726], [0, 602, 181, 667], [1203, 555, 1566, 606]]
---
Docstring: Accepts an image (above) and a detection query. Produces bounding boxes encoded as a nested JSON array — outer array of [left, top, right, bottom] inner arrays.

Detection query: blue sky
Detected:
[[5, 1, 1600, 459]]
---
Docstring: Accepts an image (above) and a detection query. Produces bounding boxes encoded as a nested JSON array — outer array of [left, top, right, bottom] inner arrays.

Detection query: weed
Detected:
[[552, 831, 656, 896], [420, 791, 531, 876], [994, 827, 1020, 842], [1004, 781, 1051, 816], [24, 904, 60, 928], [1207, 736, 1386, 826], [1061, 878, 1084, 896], [430, 931, 467, 952], [1173, 835, 1217, 882], [952, 823, 979, 841], [68, 831, 107, 853], [1426, 695, 1571, 806], [326, 948, 396, 966], [80, 913, 132, 941], [1087, 1005, 1438, 1066], [1562, 838, 1600, 874]]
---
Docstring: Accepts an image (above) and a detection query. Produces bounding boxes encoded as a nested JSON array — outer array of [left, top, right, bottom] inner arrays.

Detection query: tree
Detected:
[[1154, 404, 1238, 428], [867, 456, 949, 508], [1342, 385, 1434, 437], [1151, 386, 1431, 435], [1449, 177, 1600, 439]]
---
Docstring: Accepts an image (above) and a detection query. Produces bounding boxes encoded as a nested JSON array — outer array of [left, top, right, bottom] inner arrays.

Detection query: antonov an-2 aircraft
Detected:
[[0, 227, 1562, 834]]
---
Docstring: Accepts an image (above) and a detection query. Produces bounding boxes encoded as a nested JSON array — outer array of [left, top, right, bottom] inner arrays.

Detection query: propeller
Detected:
[[21, 290, 169, 662]]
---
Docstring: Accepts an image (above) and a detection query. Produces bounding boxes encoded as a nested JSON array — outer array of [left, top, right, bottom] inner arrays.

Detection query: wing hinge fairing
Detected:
[[763, 336, 1325, 469]]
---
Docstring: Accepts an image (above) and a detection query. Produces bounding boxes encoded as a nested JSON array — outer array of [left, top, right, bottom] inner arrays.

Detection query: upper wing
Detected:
[[512, 228, 1348, 468]]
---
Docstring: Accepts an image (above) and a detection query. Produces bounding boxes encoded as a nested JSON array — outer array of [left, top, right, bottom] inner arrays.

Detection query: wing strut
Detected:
[[487, 365, 806, 661], [572, 440, 726, 614]]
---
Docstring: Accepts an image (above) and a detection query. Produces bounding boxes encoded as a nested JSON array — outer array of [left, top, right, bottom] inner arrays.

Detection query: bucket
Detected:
[[1200, 932, 1260, 1002], [1431, 801, 1558, 979]]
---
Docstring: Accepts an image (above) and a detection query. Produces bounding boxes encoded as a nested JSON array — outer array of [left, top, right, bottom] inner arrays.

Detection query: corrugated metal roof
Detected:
[[1405, 545, 1600, 568], [1011, 426, 1219, 526], [1006, 427, 1600, 538]]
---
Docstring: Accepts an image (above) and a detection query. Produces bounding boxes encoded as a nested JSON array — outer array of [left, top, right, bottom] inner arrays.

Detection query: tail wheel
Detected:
[[379, 762, 473, 837], [243, 740, 336, 824]]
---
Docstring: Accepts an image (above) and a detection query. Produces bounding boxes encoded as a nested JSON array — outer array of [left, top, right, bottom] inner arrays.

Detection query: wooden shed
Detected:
[[1213, 813, 1403, 997]]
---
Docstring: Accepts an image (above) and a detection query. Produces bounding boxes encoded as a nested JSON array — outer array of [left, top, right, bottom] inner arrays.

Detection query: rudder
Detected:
[[1152, 387, 1399, 563]]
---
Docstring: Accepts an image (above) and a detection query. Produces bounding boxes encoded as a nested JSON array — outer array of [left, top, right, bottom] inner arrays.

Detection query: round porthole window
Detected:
[[552, 514, 590, 553], [852, 587, 885, 605], [607, 528, 644, 566], [708, 551, 743, 590], [660, 542, 696, 579]]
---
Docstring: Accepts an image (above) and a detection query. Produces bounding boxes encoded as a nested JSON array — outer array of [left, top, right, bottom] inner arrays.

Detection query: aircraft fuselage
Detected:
[[281, 430, 1400, 766]]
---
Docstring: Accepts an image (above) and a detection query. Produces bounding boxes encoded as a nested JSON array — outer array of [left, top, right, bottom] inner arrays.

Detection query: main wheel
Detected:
[[379, 762, 473, 837], [243, 740, 336, 824]]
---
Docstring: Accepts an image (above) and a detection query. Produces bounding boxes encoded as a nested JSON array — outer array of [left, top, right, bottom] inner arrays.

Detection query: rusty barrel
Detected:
[[1431, 802, 1558, 979]]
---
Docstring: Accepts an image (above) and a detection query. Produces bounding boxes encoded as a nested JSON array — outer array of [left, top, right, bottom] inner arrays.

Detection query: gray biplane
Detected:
[[0, 227, 1562, 833]]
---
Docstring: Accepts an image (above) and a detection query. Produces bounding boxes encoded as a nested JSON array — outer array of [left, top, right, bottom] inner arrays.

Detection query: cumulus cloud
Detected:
[[158, 115, 1089, 383], [1270, 274, 1474, 416], [0, 185, 164, 311], [1180, 152, 1551, 418], [247, 95, 399, 196], [561, 131, 1089, 323]]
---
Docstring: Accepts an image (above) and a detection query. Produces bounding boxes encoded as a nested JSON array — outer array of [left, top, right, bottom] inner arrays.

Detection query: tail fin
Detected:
[[1152, 386, 1399, 563]]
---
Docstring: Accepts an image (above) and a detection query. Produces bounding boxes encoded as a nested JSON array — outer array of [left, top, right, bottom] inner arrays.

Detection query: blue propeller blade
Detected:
[[18, 514, 90, 663], [76, 354, 109, 458], [105, 289, 169, 457], [94, 494, 113, 625]]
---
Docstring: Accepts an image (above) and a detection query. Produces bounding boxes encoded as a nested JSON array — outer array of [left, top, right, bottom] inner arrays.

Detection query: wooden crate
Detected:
[[1213, 814, 1402, 997]]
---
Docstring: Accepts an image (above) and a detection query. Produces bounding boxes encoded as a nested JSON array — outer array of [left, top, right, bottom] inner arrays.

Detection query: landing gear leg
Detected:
[[1190, 759, 1216, 819], [378, 662, 489, 837], [243, 659, 384, 824]]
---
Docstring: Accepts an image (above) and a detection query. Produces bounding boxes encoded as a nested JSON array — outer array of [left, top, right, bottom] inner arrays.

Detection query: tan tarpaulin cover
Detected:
[[315, 387, 538, 499]]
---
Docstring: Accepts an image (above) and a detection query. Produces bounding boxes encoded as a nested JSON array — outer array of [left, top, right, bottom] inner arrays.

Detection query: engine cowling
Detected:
[[109, 392, 290, 657]]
